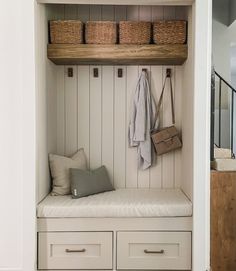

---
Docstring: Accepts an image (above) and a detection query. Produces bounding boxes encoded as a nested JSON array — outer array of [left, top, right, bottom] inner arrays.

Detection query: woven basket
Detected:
[[85, 21, 117, 44], [119, 21, 151, 44], [153, 20, 187, 44], [50, 20, 83, 44]]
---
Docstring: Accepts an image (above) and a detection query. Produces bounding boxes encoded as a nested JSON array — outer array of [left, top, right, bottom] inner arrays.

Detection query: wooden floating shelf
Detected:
[[47, 44, 188, 65]]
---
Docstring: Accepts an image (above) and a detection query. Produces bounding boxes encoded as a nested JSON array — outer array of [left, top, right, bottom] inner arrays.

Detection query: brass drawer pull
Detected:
[[65, 248, 86, 253], [144, 249, 165, 254]]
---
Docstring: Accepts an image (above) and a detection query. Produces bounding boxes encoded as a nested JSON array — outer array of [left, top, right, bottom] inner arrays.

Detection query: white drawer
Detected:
[[38, 232, 113, 270], [117, 231, 191, 270]]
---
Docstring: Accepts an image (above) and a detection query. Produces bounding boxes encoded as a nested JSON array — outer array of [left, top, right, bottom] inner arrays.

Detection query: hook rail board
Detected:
[[47, 44, 188, 65]]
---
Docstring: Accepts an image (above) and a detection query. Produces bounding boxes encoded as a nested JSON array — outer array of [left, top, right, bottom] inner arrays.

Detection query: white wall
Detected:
[[212, 20, 236, 80], [212, 19, 231, 148], [213, 0, 236, 81], [231, 74, 236, 153], [213, 0, 230, 26], [212, 1, 236, 149], [212, 20, 230, 80], [231, 74, 236, 88], [0, 0, 36, 271], [229, 0, 236, 26]]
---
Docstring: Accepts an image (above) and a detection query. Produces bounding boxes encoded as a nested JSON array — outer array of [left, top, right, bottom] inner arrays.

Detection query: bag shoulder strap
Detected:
[[156, 69, 175, 125]]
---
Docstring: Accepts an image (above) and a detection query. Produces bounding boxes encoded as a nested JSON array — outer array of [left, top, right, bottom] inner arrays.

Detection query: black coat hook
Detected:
[[118, 68, 123, 78], [166, 68, 171, 78], [93, 68, 99, 78], [68, 67, 73, 77]]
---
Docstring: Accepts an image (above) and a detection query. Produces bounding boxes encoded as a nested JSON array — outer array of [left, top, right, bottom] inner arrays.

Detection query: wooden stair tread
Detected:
[[211, 158, 236, 171]]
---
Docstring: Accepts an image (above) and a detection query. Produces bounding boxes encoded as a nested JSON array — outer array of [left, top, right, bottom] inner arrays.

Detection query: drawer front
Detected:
[[117, 231, 191, 270], [38, 232, 113, 270]]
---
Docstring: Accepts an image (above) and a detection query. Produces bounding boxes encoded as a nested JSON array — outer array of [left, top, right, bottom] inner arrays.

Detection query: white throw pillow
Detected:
[[49, 149, 87, 196]]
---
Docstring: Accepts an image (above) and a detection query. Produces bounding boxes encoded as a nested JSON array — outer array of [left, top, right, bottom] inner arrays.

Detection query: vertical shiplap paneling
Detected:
[[89, 66, 102, 169], [77, 5, 90, 22], [47, 64, 58, 154], [56, 67, 65, 155], [77, 66, 90, 162], [126, 66, 139, 188], [139, 5, 152, 21], [162, 65, 175, 188], [89, 6, 102, 169], [114, 66, 127, 188], [101, 6, 115, 183], [115, 6, 127, 21], [174, 67, 183, 188], [137, 66, 151, 188], [151, 5, 164, 21], [51, 5, 65, 157], [163, 5, 176, 20], [149, 6, 164, 188], [137, 6, 152, 188], [65, 66, 78, 156], [102, 5, 115, 20], [175, 6, 188, 20], [102, 66, 114, 184], [161, 6, 176, 188], [126, 5, 139, 21], [46, 4, 65, 20], [64, 5, 78, 19], [53, 4, 64, 156], [64, 5, 78, 156], [77, 4, 90, 161], [90, 5, 102, 20], [174, 6, 187, 188], [114, 5, 127, 188], [150, 66, 163, 188], [53, 5, 183, 189], [124, 5, 140, 188]]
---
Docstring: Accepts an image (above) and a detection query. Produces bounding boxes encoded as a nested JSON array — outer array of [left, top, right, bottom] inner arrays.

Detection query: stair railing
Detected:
[[211, 71, 236, 161]]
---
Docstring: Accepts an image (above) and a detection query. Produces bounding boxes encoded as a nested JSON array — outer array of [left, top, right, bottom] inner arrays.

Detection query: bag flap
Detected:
[[154, 135, 182, 155], [151, 126, 179, 144]]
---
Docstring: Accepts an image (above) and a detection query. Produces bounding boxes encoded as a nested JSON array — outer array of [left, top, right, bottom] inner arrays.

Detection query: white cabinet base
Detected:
[[117, 231, 191, 270], [38, 232, 113, 270], [37, 218, 192, 271]]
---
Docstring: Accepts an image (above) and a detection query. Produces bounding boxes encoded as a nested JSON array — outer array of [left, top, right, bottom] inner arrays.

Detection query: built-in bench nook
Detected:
[[35, 1, 201, 271]]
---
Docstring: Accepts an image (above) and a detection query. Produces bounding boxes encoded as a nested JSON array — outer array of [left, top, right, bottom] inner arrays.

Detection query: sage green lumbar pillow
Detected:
[[70, 166, 114, 198]]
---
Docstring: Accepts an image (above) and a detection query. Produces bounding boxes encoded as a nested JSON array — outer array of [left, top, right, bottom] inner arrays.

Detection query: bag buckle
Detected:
[[163, 137, 173, 146]]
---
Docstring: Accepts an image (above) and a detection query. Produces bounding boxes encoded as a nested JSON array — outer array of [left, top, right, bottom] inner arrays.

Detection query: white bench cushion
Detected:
[[37, 188, 192, 218]]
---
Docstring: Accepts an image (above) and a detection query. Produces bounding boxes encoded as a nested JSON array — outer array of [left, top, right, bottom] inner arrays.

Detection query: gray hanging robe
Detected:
[[128, 71, 159, 170]]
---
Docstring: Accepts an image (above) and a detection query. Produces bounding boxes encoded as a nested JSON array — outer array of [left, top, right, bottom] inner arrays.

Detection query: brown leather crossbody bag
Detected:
[[151, 69, 182, 155]]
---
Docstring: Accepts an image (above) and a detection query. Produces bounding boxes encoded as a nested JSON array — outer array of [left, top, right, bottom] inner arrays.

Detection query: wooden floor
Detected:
[[211, 170, 236, 271]]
